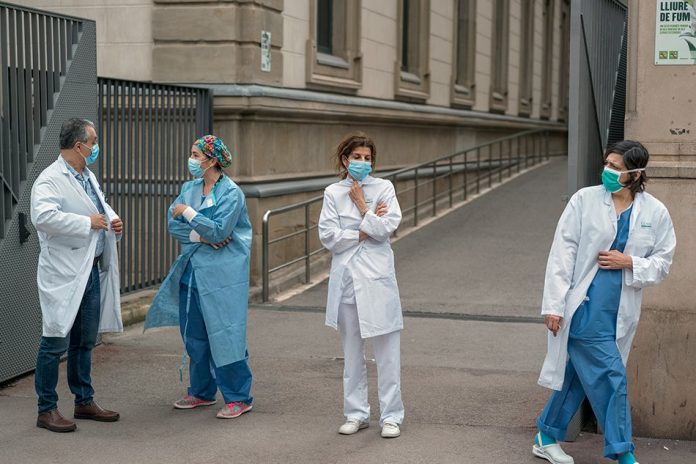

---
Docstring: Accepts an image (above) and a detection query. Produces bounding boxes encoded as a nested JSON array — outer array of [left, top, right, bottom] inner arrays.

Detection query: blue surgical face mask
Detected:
[[601, 166, 644, 193], [80, 143, 99, 165], [347, 160, 372, 182], [188, 158, 207, 178]]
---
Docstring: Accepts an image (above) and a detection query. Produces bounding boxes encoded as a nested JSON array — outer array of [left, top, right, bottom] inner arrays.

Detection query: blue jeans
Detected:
[[35, 264, 101, 414], [179, 280, 253, 405]]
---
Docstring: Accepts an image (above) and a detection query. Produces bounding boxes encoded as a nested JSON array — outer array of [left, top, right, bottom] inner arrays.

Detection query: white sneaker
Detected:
[[532, 433, 574, 464], [381, 422, 401, 438], [338, 419, 369, 435]]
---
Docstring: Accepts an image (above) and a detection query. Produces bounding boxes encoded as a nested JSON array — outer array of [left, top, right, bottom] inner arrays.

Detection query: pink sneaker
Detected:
[[216, 401, 252, 419], [173, 395, 217, 410]]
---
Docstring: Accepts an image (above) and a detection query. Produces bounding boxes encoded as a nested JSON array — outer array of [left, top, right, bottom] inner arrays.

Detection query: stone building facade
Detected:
[[11, 0, 569, 286]]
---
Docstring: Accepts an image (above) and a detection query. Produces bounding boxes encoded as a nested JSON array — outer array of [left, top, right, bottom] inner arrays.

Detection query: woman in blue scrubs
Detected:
[[145, 135, 254, 420], [534, 141, 676, 464]]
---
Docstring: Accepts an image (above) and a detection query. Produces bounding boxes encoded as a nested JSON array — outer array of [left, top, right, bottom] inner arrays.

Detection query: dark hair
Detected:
[[335, 132, 377, 179], [59, 118, 94, 150], [604, 140, 649, 193]]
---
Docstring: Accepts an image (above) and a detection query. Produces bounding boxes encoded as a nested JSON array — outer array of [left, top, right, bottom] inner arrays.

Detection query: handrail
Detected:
[[0, 2, 87, 239], [261, 128, 563, 301]]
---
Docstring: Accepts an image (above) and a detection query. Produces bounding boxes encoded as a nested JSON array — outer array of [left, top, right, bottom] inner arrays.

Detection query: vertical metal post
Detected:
[[31, 13, 40, 144], [476, 147, 480, 193], [305, 204, 310, 284], [463, 151, 468, 200], [391, 174, 398, 237], [0, 7, 9, 233], [51, 17, 59, 90], [262, 212, 270, 302], [431, 163, 436, 217], [414, 167, 419, 226], [448, 156, 453, 208], [488, 145, 492, 188], [498, 141, 503, 182]]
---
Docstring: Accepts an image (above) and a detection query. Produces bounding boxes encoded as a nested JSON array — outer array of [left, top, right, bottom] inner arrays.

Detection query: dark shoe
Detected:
[[37, 409, 77, 433], [74, 401, 120, 422]]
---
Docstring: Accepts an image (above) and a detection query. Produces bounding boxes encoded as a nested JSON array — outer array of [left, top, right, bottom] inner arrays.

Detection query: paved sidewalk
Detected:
[[1, 158, 694, 463]]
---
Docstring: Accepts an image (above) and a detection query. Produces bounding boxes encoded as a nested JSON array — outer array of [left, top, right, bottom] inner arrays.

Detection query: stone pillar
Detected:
[[152, 0, 283, 84], [624, 0, 696, 440]]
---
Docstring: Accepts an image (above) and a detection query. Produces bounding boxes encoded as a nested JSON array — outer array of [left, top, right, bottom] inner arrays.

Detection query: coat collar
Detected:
[[601, 185, 644, 231], [339, 174, 378, 187], [58, 155, 100, 213]]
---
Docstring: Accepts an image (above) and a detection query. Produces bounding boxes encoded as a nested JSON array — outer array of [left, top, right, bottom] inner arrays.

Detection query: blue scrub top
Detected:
[[570, 205, 633, 341]]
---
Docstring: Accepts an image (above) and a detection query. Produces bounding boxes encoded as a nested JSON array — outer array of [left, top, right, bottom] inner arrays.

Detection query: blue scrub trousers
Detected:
[[537, 206, 635, 460], [179, 275, 252, 405]]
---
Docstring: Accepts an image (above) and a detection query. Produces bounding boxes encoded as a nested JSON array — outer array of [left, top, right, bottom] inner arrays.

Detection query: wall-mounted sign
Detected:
[[655, 1, 696, 64], [261, 31, 272, 72]]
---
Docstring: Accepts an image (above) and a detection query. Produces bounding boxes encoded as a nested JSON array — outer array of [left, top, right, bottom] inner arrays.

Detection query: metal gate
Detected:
[[567, 0, 627, 194], [97, 79, 212, 294], [0, 3, 97, 383]]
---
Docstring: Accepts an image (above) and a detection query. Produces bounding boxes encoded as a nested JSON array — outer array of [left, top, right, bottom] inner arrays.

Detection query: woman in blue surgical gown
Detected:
[[145, 135, 253, 420]]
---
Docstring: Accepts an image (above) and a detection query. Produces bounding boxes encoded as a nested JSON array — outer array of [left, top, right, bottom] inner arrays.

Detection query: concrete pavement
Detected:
[[1, 158, 695, 463]]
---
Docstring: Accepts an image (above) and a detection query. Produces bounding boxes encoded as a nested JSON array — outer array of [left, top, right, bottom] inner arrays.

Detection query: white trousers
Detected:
[[338, 302, 404, 426]]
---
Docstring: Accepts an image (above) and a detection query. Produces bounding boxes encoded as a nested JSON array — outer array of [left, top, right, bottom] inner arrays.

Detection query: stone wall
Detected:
[[624, 0, 696, 440]]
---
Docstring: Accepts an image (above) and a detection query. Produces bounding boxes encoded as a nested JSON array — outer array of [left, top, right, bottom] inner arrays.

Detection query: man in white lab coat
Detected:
[[30, 118, 123, 433]]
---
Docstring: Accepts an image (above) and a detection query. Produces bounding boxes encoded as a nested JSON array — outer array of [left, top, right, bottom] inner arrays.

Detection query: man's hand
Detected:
[[358, 231, 368, 242], [111, 218, 123, 235], [172, 204, 188, 219], [90, 214, 108, 230], [375, 201, 388, 217], [348, 182, 368, 214], [544, 315, 563, 337], [598, 250, 633, 270]]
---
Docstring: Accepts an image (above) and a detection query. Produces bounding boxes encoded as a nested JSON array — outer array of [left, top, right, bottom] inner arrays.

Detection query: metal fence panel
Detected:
[[97, 79, 212, 294], [568, 0, 627, 194]]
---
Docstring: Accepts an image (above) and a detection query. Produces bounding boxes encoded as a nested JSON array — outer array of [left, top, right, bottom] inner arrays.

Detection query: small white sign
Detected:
[[655, 1, 696, 65], [261, 31, 272, 72]]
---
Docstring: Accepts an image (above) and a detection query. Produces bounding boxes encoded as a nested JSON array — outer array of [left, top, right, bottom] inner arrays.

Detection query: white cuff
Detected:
[[189, 229, 201, 243], [182, 206, 198, 222]]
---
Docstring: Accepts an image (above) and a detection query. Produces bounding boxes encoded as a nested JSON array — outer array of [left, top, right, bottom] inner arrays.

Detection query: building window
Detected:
[[557, 0, 570, 122], [316, 0, 333, 54], [540, 0, 555, 119], [451, 0, 476, 107], [395, 0, 430, 101], [518, 1, 535, 116], [490, 0, 510, 113], [307, 0, 362, 92]]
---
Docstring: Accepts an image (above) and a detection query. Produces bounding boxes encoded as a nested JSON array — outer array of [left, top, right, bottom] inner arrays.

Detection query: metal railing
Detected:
[[0, 2, 83, 239], [261, 128, 559, 302], [97, 78, 213, 293]]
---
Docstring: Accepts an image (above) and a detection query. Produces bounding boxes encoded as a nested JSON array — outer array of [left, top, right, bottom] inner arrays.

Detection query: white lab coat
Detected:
[[30, 157, 123, 338], [538, 185, 676, 391], [319, 175, 403, 338]]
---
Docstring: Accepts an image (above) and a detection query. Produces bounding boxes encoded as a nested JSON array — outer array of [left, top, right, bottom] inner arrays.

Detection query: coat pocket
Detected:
[[628, 231, 655, 257]]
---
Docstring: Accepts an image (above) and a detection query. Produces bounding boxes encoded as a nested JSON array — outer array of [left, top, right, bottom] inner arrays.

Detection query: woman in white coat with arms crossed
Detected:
[[319, 133, 404, 439]]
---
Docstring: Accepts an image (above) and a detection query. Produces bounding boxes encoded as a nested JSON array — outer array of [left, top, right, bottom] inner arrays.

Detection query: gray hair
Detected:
[[59, 118, 95, 150]]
